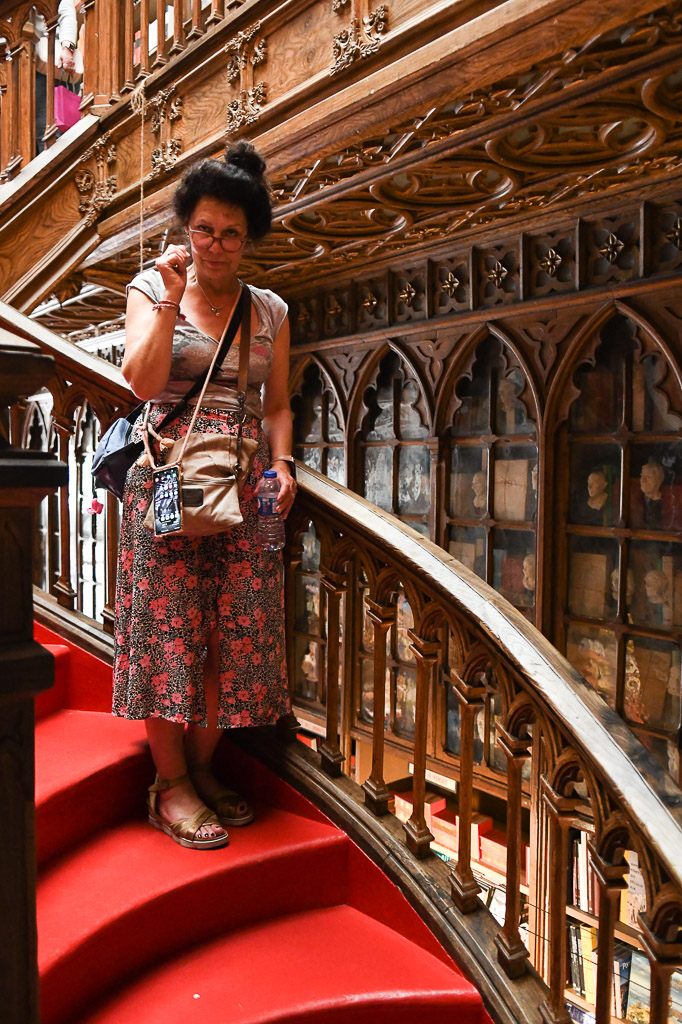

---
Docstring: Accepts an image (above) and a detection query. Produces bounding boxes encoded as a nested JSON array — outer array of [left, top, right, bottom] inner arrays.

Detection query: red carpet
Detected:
[[35, 624, 486, 1024]]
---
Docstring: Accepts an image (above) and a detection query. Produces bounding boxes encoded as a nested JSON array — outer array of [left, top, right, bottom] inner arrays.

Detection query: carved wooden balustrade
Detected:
[[0, 0, 249, 179], [6, 296, 682, 1024], [284, 464, 682, 1024]]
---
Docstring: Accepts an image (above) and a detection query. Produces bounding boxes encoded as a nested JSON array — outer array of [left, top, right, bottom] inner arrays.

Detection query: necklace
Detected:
[[191, 271, 236, 317]]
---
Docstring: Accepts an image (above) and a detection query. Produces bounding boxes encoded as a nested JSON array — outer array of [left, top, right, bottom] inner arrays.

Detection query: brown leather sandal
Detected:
[[189, 765, 255, 827], [147, 773, 230, 849]]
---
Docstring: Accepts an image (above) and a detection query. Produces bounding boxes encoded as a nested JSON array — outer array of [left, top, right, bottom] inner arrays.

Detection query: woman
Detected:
[[114, 142, 296, 849]]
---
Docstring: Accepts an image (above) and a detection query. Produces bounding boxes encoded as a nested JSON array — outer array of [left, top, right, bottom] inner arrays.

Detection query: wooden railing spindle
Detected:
[[102, 491, 118, 635], [319, 566, 346, 777], [171, 0, 186, 54], [52, 421, 77, 609], [403, 629, 439, 859], [153, 1, 169, 67], [495, 719, 532, 978], [188, 0, 204, 40], [139, 0, 151, 78], [539, 776, 580, 1024], [122, 0, 136, 91], [207, 0, 224, 25], [449, 670, 487, 912], [590, 841, 627, 1024], [361, 599, 394, 815], [43, 17, 57, 150]]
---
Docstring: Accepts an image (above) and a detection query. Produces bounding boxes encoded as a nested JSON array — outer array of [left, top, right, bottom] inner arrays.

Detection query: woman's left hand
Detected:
[[272, 463, 297, 519]]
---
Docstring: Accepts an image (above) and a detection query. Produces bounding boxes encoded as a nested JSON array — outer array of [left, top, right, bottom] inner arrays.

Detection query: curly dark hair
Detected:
[[173, 141, 272, 240]]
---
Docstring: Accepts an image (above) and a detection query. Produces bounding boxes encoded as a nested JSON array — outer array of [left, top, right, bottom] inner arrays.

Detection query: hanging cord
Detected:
[[130, 81, 147, 273]]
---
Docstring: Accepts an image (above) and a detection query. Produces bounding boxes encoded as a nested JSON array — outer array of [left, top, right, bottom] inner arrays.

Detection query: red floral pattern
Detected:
[[112, 405, 291, 729]]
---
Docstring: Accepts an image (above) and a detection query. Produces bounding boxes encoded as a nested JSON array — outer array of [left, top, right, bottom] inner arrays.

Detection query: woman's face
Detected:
[[187, 196, 248, 282]]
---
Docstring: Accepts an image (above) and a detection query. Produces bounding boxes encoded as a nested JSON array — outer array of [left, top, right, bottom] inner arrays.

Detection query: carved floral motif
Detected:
[[149, 86, 183, 178], [75, 133, 117, 226], [225, 21, 268, 135], [331, 3, 389, 76]]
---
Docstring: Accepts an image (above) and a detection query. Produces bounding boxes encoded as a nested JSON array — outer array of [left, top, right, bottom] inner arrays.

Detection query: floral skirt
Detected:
[[112, 405, 291, 729]]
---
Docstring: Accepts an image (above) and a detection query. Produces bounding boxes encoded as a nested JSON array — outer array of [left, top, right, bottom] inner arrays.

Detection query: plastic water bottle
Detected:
[[257, 470, 285, 551]]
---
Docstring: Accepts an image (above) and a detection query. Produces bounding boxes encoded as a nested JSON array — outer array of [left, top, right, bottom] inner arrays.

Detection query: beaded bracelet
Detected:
[[152, 299, 180, 313]]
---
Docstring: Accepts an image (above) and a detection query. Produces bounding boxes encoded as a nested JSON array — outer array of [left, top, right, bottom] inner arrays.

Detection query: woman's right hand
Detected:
[[155, 244, 190, 304]]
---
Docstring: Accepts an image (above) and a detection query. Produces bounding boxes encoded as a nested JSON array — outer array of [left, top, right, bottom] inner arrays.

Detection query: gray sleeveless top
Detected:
[[127, 269, 288, 420]]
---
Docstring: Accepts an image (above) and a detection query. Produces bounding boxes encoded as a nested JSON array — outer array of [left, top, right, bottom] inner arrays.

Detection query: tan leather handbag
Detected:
[[142, 286, 258, 537]]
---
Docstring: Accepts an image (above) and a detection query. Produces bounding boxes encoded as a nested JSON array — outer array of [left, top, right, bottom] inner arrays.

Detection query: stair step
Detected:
[[39, 811, 349, 1024], [76, 904, 483, 1024], [35, 710, 151, 865], [35, 644, 70, 721]]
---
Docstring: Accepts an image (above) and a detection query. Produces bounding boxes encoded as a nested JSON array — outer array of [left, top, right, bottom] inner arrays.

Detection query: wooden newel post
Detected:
[[495, 720, 532, 978], [319, 566, 347, 777], [0, 335, 67, 1024]]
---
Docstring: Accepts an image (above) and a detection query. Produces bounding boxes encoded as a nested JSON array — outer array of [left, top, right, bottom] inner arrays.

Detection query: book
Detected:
[[568, 923, 585, 997], [392, 786, 447, 828], [625, 950, 650, 1022], [479, 828, 509, 872], [430, 809, 493, 858], [579, 924, 598, 1007], [567, 1004, 595, 1024], [612, 941, 632, 1019], [620, 851, 647, 928], [493, 459, 528, 522]]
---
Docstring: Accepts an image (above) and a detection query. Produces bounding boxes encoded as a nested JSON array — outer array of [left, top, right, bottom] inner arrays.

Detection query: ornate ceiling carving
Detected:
[[35, 0, 682, 336]]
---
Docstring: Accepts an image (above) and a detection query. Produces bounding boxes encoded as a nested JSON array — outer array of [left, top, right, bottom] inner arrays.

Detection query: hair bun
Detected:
[[225, 140, 266, 180]]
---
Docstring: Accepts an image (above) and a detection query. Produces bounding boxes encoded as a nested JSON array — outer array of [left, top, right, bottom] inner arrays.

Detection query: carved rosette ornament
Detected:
[[149, 86, 183, 179], [74, 132, 117, 226], [331, 1, 389, 76], [225, 21, 268, 136]]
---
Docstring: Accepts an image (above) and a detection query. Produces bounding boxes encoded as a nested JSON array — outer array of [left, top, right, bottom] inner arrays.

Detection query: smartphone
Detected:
[[151, 465, 183, 536]]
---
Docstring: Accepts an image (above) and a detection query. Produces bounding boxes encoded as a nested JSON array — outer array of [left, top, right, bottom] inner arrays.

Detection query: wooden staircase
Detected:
[[34, 622, 488, 1024]]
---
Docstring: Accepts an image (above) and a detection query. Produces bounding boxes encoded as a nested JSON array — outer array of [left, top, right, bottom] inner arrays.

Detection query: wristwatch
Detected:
[[63, 41, 77, 51]]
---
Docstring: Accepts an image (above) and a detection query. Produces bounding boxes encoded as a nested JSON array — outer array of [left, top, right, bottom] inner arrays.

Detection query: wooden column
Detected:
[[78, 0, 97, 114], [89, 0, 125, 109], [449, 670, 487, 912], [122, 0, 136, 91], [361, 599, 394, 815], [318, 566, 346, 777], [138, 0, 152, 79], [0, 337, 67, 1024], [539, 777, 580, 1024], [495, 721, 532, 977], [589, 842, 627, 1024]]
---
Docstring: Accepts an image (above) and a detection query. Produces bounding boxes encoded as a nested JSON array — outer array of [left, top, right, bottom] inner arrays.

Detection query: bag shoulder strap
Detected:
[[153, 284, 245, 434]]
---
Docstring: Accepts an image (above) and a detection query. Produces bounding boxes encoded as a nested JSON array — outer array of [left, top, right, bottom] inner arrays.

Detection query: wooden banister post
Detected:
[[589, 841, 627, 1024], [42, 16, 58, 151], [495, 721, 532, 977], [638, 902, 682, 1024], [403, 629, 439, 859], [449, 669, 487, 912], [361, 599, 394, 815], [0, 336, 67, 1024], [319, 566, 347, 777]]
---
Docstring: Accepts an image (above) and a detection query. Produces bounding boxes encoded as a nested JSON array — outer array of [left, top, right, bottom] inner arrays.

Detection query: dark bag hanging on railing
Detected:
[[91, 286, 246, 501]]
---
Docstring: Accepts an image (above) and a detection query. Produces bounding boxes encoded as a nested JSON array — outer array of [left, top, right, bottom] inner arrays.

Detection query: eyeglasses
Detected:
[[186, 227, 246, 253]]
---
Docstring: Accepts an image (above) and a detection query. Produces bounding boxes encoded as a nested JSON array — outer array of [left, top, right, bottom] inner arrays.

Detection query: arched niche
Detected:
[[551, 309, 682, 785], [440, 330, 539, 623], [356, 346, 434, 537], [290, 359, 346, 485]]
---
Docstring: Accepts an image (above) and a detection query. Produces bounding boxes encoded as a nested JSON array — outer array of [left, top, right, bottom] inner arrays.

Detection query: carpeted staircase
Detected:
[[34, 622, 487, 1024]]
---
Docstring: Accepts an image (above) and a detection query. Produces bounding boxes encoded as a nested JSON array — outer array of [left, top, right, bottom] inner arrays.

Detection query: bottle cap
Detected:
[[263, 470, 277, 477]]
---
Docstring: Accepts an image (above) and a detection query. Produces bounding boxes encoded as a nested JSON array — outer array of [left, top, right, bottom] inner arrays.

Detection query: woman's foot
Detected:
[[148, 774, 229, 848], [189, 764, 255, 827]]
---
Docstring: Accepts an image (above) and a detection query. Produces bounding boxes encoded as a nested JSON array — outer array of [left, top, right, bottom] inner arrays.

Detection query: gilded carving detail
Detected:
[[665, 216, 682, 249], [331, 3, 388, 76], [539, 248, 562, 277], [488, 261, 508, 288], [225, 21, 268, 135], [75, 132, 117, 226], [598, 232, 625, 263]]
